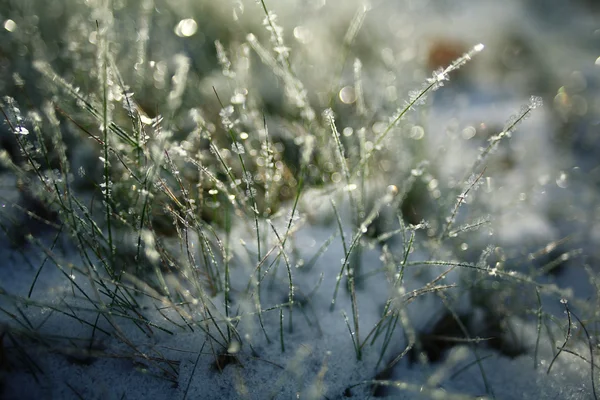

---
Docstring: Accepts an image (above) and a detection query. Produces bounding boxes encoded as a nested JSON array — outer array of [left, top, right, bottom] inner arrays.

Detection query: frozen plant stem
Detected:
[[439, 168, 486, 242], [269, 222, 294, 333], [353, 43, 485, 176], [212, 88, 265, 343], [327, 3, 370, 108], [98, 20, 115, 273], [325, 109, 360, 220], [470, 95, 543, 177]]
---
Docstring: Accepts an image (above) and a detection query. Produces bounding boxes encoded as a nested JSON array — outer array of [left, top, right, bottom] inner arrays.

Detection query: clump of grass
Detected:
[[0, 1, 598, 398]]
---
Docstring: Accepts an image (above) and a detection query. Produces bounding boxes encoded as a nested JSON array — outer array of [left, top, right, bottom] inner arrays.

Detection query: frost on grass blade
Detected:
[[261, 9, 289, 66], [473, 95, 544, 172], [215, 40, 234, 78], [441, 168, 486, 241], [344, 3, 370, 46], [1, 96, 28, 135], [353, 58, 366, 115], [231, 142, 245, 154], [167, 54, 190, 112], [354, 43, 485, 176], [529, 95, 543, 109], [414, 42, 485, 107], [247, 11, 315, 122], [220, 105, 237, 130], [14, 126, 29, 135], [503, 95, 542, 135]]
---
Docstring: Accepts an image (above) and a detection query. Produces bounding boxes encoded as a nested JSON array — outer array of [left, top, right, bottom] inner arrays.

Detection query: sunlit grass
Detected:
[[0, 1, 598, 398]]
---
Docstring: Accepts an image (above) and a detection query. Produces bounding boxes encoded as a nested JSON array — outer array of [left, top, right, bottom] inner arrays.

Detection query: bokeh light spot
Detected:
[[4, 19, 17, 32], [175, 18, 198, 37], [339, 86, 356, 104]]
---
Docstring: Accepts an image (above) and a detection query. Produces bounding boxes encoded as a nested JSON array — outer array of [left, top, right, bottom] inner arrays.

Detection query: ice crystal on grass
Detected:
[[344, 3, 371, 46], [322, 108, 335, 125], [168, 54, 190, 112], [406, 44, 485, 110], [230, 90, 247, 105], [473, 96, 544, 174], [247, 10, 315, 122], [99, 180, 112, 196], [503, 96, 542, 135], [120, 88, 137, 118], [215, 40, 234, 78], [353, 43, 486, 176], [353, 58, 366, 115], [220, 105, 236, 130], [529, 95, 543, 109], [232, 142, 246, 154], [262, 10, 289, 66], [14, 126, 29, 135], [1, 96, 27, 135], [300, 135, 315, 167]]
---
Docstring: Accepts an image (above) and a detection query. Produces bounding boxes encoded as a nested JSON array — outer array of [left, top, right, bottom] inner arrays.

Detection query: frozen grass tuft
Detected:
[[0, 0, 599, 399]]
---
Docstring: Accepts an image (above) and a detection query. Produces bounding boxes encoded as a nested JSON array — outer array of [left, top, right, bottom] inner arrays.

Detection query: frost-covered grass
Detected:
[[0, 0, 599, 399]]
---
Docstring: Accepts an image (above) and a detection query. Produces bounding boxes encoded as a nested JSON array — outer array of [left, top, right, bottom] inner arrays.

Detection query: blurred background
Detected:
[[0, 0, 598, 261]]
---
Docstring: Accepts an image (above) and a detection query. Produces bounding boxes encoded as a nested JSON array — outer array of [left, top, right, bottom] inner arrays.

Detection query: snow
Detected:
[[1, 162, 598, 399]]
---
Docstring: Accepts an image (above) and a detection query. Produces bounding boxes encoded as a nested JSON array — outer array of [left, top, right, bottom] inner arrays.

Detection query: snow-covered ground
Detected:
[[0, 174, 596, 399], [1, 0, 599, 399]]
